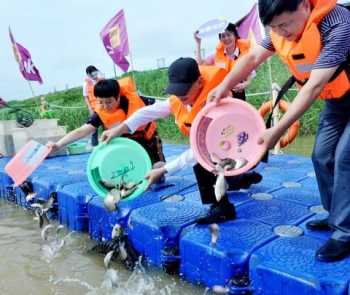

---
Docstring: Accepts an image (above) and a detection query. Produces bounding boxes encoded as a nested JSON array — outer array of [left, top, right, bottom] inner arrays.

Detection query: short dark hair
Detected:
[[258, 0, 303, 26], [219, 22, 240, 39], [86, 65, 98, 75], [94, 79, 120, 99]]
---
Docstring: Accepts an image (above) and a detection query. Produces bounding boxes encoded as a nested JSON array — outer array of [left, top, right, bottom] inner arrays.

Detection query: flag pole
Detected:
[[113, 63, 117, 79], [27, 80, 35, 97]]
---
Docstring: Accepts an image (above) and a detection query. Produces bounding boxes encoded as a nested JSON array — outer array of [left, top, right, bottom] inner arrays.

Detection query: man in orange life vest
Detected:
[[48, 78, 165, 165], [83, 65, 104, 147], [209, 0, 350, 261], [101, 58, 262, 224]]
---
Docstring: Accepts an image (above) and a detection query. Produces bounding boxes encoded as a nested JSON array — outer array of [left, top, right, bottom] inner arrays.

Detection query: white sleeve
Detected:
[[83, 81, 88, 97], [125, 100, 172, 133], [164, 148, 197, 175]]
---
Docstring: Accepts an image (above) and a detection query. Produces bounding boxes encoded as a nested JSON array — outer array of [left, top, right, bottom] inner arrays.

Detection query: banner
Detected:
[[100, 9, 130, 72], [9, 27, 43, 84]]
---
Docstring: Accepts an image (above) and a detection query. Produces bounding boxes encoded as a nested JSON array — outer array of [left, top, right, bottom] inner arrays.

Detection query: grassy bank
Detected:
[[0, 56, 323, 144]]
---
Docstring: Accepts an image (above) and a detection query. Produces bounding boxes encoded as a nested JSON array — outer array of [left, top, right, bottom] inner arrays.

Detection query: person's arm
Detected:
[[48, 124, 96, 152], [258, 66, 339, 151], [101, 100, 172, 143], [208, 43, 274, 102], [194, 31, 205, 65], [260, 19, 350, 151], [233, 70, 256, 92], [144, 148, 197, 190]]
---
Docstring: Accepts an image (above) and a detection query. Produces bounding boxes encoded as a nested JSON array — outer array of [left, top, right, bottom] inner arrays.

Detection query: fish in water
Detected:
[[209, 223, 219, 247], [31, 194, 56, 226], [102, 251, 119, 289], [41, 224, 55, 241], [32, 204, 50, 228]]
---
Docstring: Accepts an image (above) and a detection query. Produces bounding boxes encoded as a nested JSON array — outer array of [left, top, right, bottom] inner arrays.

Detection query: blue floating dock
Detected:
[[1, 144, 350, 294], [250, 236, 350, 295]]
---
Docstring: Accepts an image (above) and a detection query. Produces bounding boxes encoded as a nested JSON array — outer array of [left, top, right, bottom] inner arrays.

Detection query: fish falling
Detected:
[[102, 250, 119, 289], [210, 153, 248, 202], [31, 194, 55, 228], [209, 223, 219, 247], [100, 179, 141, 211]]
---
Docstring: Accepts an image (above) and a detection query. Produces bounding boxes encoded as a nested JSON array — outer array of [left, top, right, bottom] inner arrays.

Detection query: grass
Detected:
[[0, 56, 323, 144]]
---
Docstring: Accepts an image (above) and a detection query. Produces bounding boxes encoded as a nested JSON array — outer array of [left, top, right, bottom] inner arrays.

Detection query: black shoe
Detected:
[[316, 238, 350, 262], [228, 172, 262, 191], [197, 202, 236, 224], [306, 218, 331, 231]]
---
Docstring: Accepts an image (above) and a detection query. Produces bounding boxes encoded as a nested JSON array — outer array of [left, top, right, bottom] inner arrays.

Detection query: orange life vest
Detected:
[[214, 39, 250, 71], [85, 77, 103, 111], [169, 66, 227, 136], [270, 0, 350, 99], [95, 76, 156, 140]]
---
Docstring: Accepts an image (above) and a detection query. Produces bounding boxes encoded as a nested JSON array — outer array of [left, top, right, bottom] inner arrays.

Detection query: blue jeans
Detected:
[[312, 93, 350, 241]]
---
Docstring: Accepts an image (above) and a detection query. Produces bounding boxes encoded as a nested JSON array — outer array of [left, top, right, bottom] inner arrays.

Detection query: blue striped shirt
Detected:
[[260, 4, 350, 69]]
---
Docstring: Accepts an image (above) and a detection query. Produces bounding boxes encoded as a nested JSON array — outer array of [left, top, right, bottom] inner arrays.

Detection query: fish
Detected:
[[214, 172, 228, 202], [111, 224, 122, 240], [26, 192, 37, 202], [209, 223, 219, 247], [103, 189, 121, 212], [119, 241, 128, 261], [234, 158, 248, 169], [212, 285, 229, 294], [41, 224, 55, 241], [100, 180, 118, 190], [104, 250, 115, 269], [31, 203, 50, 228]]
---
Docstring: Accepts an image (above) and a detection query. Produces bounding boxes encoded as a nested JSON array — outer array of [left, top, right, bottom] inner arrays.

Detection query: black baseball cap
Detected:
[[165, 57, 200, 96]]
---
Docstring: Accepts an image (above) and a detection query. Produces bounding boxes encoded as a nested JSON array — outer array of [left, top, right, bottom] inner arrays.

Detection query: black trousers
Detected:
[[193, 164, 245, 205], [231, 90, 246, 101]]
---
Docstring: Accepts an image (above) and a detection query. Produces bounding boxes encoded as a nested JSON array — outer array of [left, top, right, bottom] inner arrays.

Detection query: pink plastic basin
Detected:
[[5, 140, 52, 186], [190, 98, 266, 176]]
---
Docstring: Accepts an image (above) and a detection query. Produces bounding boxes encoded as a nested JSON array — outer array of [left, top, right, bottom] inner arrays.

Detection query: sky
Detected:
[[0, 0, 257, 101]]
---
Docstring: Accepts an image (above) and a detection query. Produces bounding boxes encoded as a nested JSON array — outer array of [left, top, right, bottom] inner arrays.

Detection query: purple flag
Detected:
[[236, 4, 264, 43], [9, 28, 43, 84], [100, 9, 130, 72]]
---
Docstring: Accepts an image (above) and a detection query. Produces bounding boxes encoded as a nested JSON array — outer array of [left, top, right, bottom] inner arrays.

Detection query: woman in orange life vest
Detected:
[[48, 78, 165, 165], [208, 0, 350, 262], [194, 22, 254, 100], [83, 65, 105, 147], [100, 58, 262, 225]]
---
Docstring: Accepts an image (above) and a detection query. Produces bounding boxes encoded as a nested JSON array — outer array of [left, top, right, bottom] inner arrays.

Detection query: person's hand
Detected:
[[193, 31, 201, 44], [207, 83, 231, 104], [46, 141, 61, 154], [144, 167, 166, 190], [100, 128, 121, 143], [257, 127, 282, 153], [232, 82, 247, 92]]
